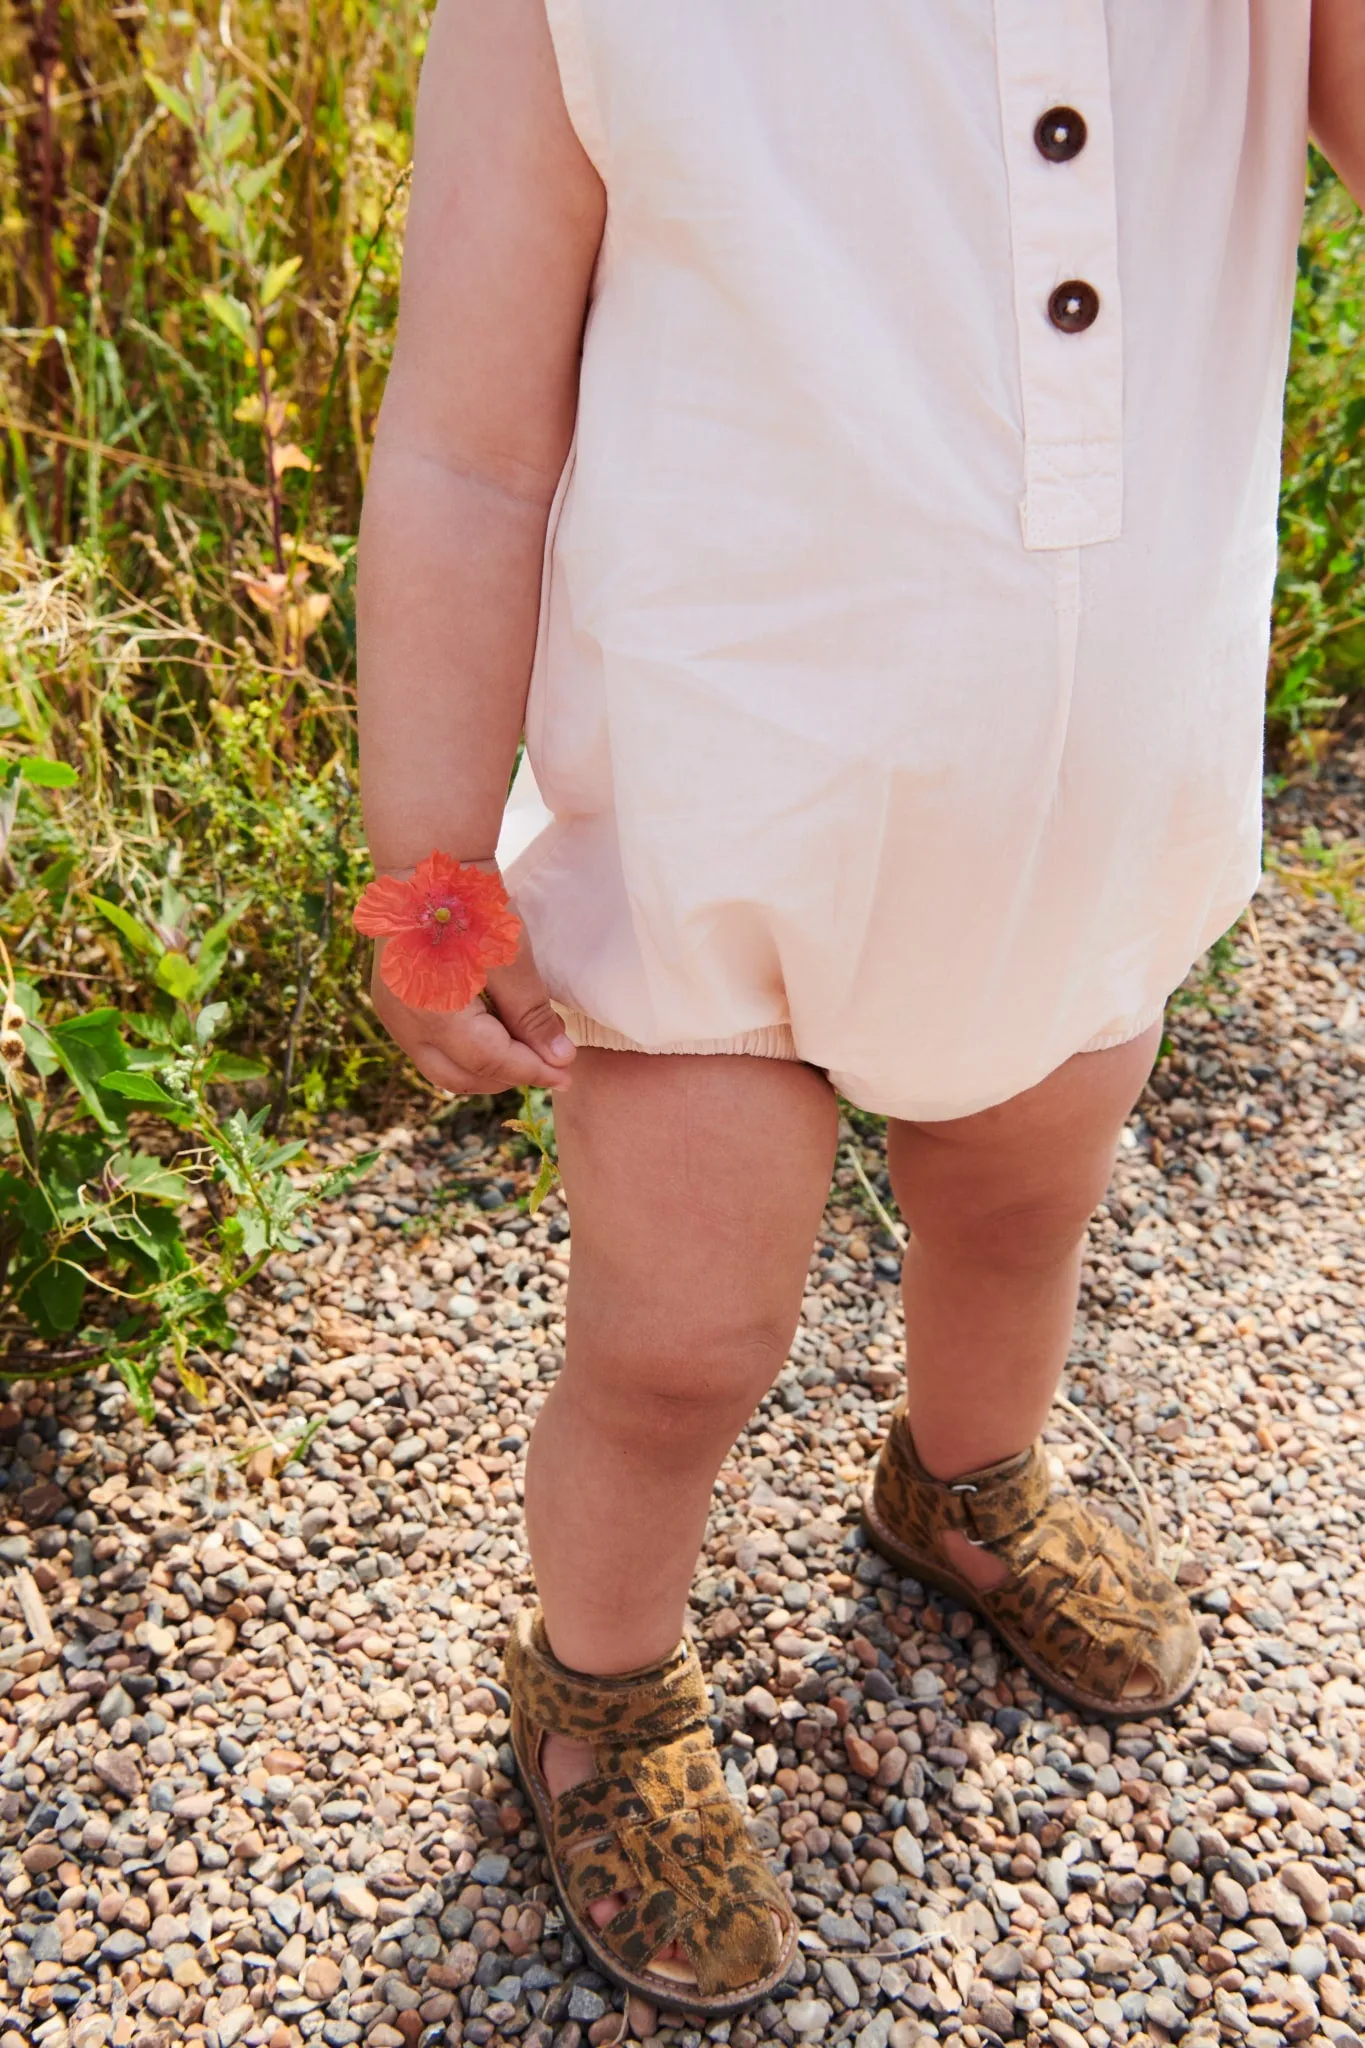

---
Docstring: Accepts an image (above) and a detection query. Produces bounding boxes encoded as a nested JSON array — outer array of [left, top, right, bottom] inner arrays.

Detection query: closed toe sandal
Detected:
[[503, 1608, 797, 2015], [862, 1404, 1202, 1717]]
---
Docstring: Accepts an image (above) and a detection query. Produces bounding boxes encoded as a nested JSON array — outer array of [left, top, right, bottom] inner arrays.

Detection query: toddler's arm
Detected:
[[356, 0, 605, 1096], [1311, 0, 1365, 204]]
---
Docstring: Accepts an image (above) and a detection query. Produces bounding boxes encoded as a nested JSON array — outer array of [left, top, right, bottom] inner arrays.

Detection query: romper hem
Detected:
[[555, 994, 1170, 1112], [556, 1006, 800, 1064]]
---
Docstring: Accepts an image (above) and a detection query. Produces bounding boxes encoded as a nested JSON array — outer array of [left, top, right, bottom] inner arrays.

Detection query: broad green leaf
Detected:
[[125, 1045, 173, 1071], [113, 1152, 189, 1204], [0, 1171, 51, 1246], [201, 287, 252, 349], [129, 1203, 190, 1273], [155, 951, 199, 1002], [144, 71, 195, 127], [204, 1051, 269, 1082], [192, 895, 251, 997], [98, 1072, 195, 1128], [196, 1001, 230, 1044], [24, 1259, 87, 1336], [99, 1071, 181, 1108], [237, 1210, 269, 1262], [19, 757, 77, 788], [90, 894, 160, 957], [188, 193, 235, 243], [48, 1009, 130, 1134], [260, 257, 302, 309], [51, 1008, 128, 1074], [122, 1011, 175, 1046], [18, 1020, 58, 1078], [0, 704, 21, 732], [92, 1202, 188, 1278], [262, 1138, 306, 1170]]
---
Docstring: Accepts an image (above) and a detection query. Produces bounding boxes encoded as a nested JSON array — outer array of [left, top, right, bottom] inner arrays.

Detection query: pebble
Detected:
[[787, 2000, 834, 2038], [824, 1958, 862, 2011], [567, 1985, 608, 2023], [2, 784, 1365, 2048], [982, 1941, 1025, 1985], [1283, 1859, 1334, 1922]]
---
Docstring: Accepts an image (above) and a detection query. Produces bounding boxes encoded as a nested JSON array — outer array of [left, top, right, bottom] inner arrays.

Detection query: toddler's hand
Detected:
[[370, 925, 576, 1098]]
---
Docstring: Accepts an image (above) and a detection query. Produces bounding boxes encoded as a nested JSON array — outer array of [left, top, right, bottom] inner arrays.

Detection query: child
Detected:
[[356, 0, 1365, 2012]]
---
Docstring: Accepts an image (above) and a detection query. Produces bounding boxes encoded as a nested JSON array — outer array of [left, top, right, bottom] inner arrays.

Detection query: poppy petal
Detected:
[[353, 874, 423, 938], [379, 931, 486, 1012]]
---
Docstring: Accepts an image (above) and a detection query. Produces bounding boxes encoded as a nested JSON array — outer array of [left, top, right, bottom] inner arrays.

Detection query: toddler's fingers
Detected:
[[404, 1039, 481, 1098], [427, 1006, 571, 1094], [483, 951, 576, 1072]]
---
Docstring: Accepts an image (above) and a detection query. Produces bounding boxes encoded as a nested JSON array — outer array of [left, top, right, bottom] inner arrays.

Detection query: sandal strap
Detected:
[[875, 1403, 1053, 1549], [870, 1408, 1200, 1707], [1000, 1504, 1197, 1699], [504, 1607, 711, 1746], [505, 1609, 792, 2001]]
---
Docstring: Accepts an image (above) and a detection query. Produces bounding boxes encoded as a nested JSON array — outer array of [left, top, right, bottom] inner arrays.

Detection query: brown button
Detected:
[[1048, 281, 1100, 334], [1035, 106, 1088, 164]]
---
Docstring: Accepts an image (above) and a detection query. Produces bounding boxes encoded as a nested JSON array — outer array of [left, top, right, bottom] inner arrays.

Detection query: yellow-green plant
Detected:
[[1, 762, 373, 1419]]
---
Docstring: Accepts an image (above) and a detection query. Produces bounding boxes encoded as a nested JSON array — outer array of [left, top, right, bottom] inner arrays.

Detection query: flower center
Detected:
[[423, 896, 469, 943]]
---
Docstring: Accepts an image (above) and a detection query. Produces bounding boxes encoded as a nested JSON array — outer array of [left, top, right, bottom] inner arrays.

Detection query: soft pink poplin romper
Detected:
[[498, 0, 1311, 1120]]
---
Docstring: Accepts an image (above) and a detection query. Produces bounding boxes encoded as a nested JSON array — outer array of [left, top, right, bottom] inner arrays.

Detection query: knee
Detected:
[[912, 1186, 1101, 1276], [564, 1319, 789, 1456]]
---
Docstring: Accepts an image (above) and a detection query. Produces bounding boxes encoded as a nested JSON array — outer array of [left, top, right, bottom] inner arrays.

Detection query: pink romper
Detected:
[[499, 0, 1310, 1120]]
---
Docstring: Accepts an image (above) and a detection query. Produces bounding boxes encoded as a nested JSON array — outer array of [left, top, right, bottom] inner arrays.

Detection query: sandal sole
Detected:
[[510, 1722, 800, 2019], [860, 1485, 1203, 1719]]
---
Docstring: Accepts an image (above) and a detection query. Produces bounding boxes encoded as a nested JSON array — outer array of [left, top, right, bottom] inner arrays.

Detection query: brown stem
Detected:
[[254, 321, 286, 576]]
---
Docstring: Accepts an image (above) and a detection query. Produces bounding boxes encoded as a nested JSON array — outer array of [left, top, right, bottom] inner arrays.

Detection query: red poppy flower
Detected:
[[353, 852, 522, 1011]]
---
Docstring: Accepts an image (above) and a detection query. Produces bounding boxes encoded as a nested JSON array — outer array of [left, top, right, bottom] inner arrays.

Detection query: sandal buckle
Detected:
[[949, 1479, 989, 1548]]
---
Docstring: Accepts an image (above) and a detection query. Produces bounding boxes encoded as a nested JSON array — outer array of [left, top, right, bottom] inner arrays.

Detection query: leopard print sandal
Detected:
[[503, 1608, 797, 2016], [862, 1405, 1202, 1717]]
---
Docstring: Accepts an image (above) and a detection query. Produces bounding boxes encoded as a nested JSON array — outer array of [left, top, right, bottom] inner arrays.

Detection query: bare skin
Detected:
[[359, 0, 1365, 1992], [529, 1023, 1161, 1962], [357, 0, 603, 1099], [1311, 0, 1365, 206]]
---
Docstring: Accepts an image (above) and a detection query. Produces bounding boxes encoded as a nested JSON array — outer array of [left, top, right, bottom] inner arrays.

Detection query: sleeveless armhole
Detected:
[[542, 0, 610, 178]]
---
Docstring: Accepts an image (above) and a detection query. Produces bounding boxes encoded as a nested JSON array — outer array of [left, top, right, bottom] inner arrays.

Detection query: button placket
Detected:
[[993, 0, 1124, 551]]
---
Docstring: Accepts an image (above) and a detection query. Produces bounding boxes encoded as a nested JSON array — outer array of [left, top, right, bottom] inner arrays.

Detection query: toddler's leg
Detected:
[[510, 1049, 833, 1994], [887, 1024, 1162, 1593], [525, 1048, 837, 1674]]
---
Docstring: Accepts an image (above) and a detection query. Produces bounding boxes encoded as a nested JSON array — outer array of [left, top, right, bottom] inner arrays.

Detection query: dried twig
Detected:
[[843, 1143, 905, 1250], [1054, 1393, 1165, 1568], [14, 1566, 56, 1652]]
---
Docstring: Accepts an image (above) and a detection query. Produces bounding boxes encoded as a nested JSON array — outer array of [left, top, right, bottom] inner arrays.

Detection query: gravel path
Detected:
[[3, 748, 1365, 2048]]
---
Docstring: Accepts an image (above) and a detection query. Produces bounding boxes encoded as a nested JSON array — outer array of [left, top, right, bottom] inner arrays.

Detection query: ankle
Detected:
[[900, 1406, 1040, 1485], [541, 1622, 683, 1681]]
